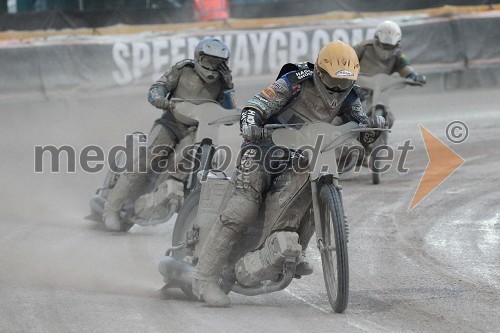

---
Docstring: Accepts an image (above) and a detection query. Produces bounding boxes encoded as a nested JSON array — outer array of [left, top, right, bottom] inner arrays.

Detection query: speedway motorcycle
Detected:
[[88, 98, 240, 231], [337, 73, 423, 184], [158, 121, 386, 313]]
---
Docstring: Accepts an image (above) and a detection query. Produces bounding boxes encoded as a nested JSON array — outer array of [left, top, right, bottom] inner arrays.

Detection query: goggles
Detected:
[[317, 68, 354, 93], [375, 38, 397, 51], [199, 55, 225, 70]]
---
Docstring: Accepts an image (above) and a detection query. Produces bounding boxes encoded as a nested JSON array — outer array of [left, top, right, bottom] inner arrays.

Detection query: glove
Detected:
[[406, 72, 426, 84], [364, 115, 386, 129], [152, 97, 170, 110], [241, 124, 262, 141], [241, 124, 272, 141], [217, 62, 234, 89]]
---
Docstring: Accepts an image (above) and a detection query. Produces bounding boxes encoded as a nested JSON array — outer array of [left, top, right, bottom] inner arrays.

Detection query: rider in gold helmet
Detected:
[[191, 41, 384, 307]]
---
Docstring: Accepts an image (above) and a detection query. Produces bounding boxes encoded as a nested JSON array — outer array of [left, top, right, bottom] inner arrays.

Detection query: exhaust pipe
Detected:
[[158, 256, 195, 289], [231, 260, 296, 296]]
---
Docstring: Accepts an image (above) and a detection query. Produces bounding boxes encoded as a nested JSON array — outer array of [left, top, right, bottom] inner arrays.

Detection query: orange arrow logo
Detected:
[[409, 125, 465, 210]]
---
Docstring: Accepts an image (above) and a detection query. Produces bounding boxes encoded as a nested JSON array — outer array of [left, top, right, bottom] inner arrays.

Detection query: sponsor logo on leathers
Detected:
[[296, 69, 313, 80]]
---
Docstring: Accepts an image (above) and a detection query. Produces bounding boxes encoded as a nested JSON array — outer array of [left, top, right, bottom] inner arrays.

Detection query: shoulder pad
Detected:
[[281, 68, 314, 86], [347, 85, 360, 100], [276, 62, 314, 80], [174, 59, 195, 69], [351, 84, 363, 97]]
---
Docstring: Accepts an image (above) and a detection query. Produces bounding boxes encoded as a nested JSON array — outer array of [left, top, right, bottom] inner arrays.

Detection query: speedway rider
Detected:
[[353, 20, 426, 128], [103, 38, 236, 231], [192, 40, 385, 307]]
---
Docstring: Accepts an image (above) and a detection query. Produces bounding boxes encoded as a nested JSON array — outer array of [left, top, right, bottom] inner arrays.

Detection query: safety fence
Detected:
[[0, 11, 499, 95]]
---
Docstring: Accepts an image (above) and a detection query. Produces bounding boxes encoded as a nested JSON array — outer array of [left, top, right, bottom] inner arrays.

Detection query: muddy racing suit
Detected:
[[354, 39, 424, 128], [104, 59, 235, 230], [193, 63, 376, 305]]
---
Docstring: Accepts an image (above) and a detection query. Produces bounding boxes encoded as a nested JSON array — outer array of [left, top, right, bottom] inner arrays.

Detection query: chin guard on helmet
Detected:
[[314, 40, 360, 111]]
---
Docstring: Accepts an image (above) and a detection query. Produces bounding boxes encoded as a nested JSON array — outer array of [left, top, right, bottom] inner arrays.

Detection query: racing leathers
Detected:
[[353, 39, 425, 128], [103, 59, 235, 231], [193, 64, 378, 306]]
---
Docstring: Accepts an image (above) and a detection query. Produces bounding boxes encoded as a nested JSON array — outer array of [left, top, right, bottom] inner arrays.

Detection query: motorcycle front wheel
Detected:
[[319, 184, 349, 313]]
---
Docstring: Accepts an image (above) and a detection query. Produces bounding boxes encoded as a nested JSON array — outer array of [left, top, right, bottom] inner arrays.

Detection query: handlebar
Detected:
[[404, 79, 424, 87], [350, 127, 391, 132], [264, 123, 391, 132]]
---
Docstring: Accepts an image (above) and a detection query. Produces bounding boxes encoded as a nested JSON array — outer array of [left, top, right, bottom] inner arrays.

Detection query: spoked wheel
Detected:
[[318, 184, 349, 313], [171, 187, 202, 300]]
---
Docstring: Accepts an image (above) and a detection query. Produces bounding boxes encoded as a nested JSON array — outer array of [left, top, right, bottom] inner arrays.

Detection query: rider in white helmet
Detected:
[[353, 20, 426, 129], [355, 20, 425, 82]]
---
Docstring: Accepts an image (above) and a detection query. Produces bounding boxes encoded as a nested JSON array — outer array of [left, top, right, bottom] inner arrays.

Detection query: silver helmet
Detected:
[[194, 38, 230, 83], [374, 20, 402, 61]]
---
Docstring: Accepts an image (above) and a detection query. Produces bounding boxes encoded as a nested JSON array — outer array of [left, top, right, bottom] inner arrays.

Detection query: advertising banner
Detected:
[[1, 12, 499, 95]]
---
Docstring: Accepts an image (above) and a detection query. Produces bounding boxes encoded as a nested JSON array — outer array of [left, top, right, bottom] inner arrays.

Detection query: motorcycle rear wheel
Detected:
[[319, 184, 349, 313], [171, 187, 202, 300]]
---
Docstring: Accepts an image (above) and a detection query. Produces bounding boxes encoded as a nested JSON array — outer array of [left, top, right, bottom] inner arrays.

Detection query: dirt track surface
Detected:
[[0, 79, 499, 332]]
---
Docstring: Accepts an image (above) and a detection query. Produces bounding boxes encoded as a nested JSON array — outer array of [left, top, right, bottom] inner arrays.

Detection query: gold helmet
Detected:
[[316, 41, 359, 90], [313, 40, 360, 110]]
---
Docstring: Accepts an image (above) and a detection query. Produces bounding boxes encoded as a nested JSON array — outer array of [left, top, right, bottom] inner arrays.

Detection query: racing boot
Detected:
[[103, 173, 136, 231], [295, 250, 313, 276], [134, 178, 184, 219], [296, 213, 314, 276], [103, 208, 122, 232], [192, 276, 230, 307], [193, 220, 240, 307]]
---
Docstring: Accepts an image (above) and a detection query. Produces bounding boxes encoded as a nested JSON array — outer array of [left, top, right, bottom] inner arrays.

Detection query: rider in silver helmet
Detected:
[[103, 38, 236, 231]]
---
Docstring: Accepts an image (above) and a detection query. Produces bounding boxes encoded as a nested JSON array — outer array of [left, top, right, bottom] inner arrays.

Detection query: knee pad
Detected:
[[219, 195, 260, 233]]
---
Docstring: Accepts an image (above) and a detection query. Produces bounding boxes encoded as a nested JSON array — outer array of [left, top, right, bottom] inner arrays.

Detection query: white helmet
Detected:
[[373, 21, 401, 60], [375, 20, 402, 45]]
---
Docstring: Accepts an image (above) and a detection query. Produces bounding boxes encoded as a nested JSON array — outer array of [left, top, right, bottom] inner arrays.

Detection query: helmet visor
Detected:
[[199, 55, 225, 70], [375, 38, 397, 51], [317, 68, 354, 93]]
